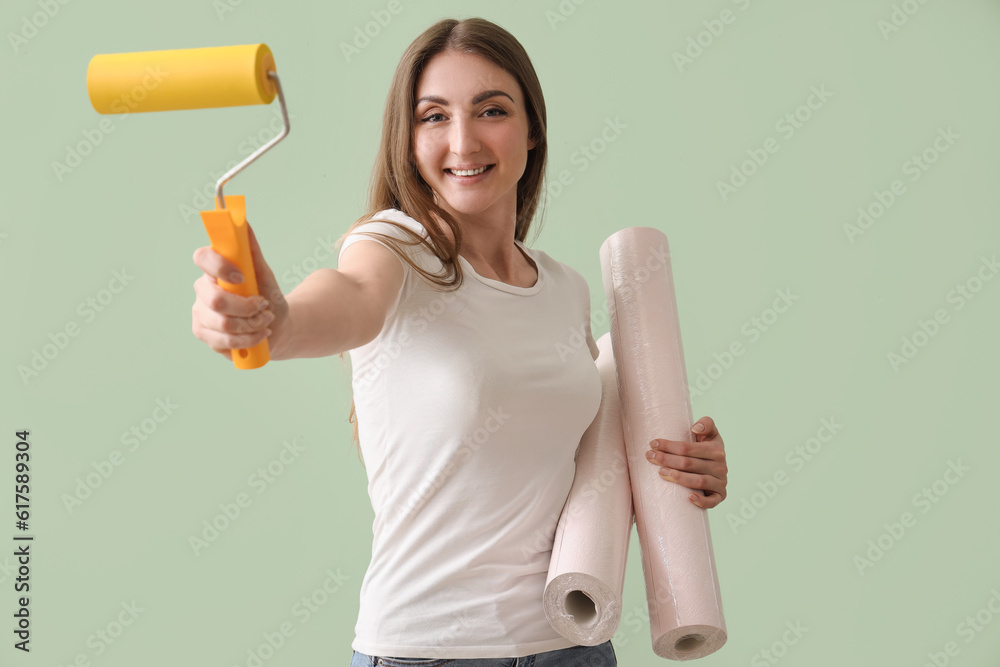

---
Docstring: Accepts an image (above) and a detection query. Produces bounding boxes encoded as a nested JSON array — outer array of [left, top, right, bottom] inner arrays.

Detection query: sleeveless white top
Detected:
[[338, 209, 601, 659]]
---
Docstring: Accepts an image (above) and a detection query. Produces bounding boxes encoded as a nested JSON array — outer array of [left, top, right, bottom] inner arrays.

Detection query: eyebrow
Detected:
[[415, 89, 515, 107]]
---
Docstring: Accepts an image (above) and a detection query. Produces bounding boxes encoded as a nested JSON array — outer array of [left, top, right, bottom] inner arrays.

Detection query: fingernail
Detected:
[[649, 439, 658, 449], [256, 298, 270, 311], [660, 469, 676, 482], [645, 451, 656, 461], [229, 271, 244, 284], [692, 423, 705, 433]]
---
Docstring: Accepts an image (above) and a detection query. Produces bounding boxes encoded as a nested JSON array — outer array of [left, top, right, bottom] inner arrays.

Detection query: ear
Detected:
[[528, 135, 537, 150]]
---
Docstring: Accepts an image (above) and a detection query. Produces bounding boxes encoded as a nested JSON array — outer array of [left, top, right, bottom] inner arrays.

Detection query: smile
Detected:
[[445, 165, 494, 177]]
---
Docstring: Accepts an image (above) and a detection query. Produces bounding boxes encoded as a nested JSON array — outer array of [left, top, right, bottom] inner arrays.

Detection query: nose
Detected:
[[448, 115, 481, 157]]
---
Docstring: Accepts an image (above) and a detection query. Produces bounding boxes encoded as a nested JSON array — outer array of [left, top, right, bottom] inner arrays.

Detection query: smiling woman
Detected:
[[182, 12, 727, 665], [412, 51, 540, 288], [334, 18, 548, 290], [183, 15, 725, 665], [326, 18, 625, 666], [334, 17, 550, 449]]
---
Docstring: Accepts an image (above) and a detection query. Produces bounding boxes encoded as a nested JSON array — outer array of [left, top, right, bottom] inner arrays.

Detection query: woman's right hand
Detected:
[[191, 221, 290, 361]]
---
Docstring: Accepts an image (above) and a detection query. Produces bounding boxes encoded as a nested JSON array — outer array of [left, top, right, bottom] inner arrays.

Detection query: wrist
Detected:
[[267, 302, 295, 361]]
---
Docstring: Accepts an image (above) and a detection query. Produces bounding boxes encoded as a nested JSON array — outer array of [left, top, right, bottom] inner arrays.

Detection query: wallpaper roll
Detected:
[[544, 332, 634, 645], [600, 226, 727, 660]]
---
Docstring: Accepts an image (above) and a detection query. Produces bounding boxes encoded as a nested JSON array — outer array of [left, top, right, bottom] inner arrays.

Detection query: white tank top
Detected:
[[339, 209, 601, 659]]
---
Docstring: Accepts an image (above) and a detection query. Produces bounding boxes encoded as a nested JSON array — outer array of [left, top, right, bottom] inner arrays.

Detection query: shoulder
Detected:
[[339, 209, 429, 258], [339, 209, 446, 280], [355, 208, 429, 239], [526, 247, 599, 359], [526, 246, 590, 298]]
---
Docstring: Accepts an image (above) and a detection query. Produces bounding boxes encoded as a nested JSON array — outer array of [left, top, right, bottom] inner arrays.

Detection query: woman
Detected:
[[191, 17, 728, 667]]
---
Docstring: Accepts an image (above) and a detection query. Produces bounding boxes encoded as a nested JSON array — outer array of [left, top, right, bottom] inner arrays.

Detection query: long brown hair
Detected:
[[334, 17, 549, 462]]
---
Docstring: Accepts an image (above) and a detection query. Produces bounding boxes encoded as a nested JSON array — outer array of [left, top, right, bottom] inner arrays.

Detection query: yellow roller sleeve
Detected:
[[87, 43, 276, 114]]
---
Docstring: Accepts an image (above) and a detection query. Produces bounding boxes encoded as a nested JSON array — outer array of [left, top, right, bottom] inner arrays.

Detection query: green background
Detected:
[[2, 0, 998, 665]]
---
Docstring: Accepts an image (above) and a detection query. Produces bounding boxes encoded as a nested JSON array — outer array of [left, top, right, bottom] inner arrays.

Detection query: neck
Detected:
[[432, 200, 528, 284]]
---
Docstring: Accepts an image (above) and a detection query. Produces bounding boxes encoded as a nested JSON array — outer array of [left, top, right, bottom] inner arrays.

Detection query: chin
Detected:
[[439, 196, 495, 216]]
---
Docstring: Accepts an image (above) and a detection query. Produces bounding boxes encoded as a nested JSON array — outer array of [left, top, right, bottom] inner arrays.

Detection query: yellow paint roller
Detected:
[[86, 43, 289, 369]]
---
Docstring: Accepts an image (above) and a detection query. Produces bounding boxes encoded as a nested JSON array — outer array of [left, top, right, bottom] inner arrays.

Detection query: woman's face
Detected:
[[412, 50, 536, 225]]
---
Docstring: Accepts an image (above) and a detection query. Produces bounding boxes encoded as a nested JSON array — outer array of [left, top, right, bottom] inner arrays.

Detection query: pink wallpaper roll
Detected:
[[600, 226, 727, 660], [544, 332, 634, 645]]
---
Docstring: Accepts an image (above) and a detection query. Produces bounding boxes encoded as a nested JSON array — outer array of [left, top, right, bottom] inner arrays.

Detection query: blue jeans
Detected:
[[349, 640, 616, 666]]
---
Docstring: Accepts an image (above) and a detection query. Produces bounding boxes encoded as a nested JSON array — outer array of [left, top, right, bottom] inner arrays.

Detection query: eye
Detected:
[[419, 107, 508, 123]]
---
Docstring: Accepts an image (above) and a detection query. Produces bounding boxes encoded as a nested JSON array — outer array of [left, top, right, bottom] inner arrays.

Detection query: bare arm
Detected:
[[270, 239, 405, 360]]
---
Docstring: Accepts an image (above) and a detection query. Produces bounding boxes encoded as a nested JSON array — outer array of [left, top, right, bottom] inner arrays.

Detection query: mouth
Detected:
[[444, 164, 495, 180]]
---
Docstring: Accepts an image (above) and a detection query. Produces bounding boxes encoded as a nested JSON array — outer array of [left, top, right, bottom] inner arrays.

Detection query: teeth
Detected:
[[449, 166, 489, 176]]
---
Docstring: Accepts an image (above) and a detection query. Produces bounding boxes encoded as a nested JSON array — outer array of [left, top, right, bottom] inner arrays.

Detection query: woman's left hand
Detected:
[[646, 416, 727, 509]]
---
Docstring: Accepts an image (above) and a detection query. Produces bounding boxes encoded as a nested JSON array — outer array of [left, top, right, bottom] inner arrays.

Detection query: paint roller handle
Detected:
[[191, 250, 271, 364], [195, 195, 287, 369]]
